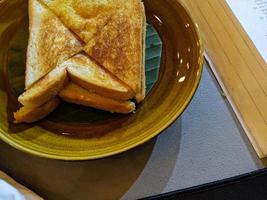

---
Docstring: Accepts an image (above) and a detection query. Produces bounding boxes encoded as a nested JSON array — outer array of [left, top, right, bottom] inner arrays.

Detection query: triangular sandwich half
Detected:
[[26, 0, 83, 89], [84, 0, 146, 102]]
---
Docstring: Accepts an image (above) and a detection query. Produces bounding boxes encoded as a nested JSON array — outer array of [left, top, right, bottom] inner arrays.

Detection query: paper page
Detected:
[[226, 0, 267, 63]]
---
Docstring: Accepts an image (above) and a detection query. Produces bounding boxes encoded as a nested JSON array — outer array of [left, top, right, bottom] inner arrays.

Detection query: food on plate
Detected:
[[65, 53, 135, 100], [18, 65, 68, 108], [14, 98, 61, 123], [83, 2, 146, 102], [26, 0, 82, 89], [13, 0, 146, 123], [59, 83, 136, 114]]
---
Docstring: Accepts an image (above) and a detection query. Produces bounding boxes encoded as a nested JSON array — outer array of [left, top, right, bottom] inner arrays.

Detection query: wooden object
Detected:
[[180, 0, 267, 158]]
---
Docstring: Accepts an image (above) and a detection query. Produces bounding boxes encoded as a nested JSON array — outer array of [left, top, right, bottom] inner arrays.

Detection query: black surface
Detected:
[[141, 168, 267, 200]]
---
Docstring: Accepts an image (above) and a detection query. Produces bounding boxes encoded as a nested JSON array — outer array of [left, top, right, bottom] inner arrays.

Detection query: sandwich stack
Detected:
[[14, 0, 146, 123]]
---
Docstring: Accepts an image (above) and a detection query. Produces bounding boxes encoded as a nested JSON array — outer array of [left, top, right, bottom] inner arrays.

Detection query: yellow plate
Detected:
[[0, 0, 203, 160]]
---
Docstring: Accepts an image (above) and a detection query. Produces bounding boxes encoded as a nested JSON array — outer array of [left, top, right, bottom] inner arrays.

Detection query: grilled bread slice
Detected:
[[59, 83, 136, 114], [39, 0, 118, 43], [14, 98, 60, 123], [26, 0, 82, 89], [65, 53, 134, 100], [18, 65, 68, 108], [84, 0, 145, 102]]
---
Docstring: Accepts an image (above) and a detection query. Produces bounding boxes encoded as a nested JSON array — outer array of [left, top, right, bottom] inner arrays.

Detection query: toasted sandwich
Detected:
[[18, 65, 68, 108], [41, 0, 146, 101], [14, 0, 146, 123], [65, 53, 134, 100], [84, 0, 146, 102], [26, 0, 83, 89], [59, 83, 136, 114], [14, 98, 60, 123]]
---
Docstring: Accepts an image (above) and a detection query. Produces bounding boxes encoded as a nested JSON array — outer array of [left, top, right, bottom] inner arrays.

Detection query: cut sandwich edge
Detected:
[[66, 53, 136, 100], [14, 97, 60, 123], [18, 66, 68, 108], [59, 83, 136, 114], [135, 2, 146, 103]]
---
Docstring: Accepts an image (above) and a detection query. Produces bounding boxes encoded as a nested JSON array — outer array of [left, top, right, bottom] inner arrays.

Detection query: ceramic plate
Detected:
[[0, 0, 203, 160]]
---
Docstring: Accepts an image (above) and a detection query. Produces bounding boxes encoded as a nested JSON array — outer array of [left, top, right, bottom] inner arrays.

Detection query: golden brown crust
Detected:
[[19, 66, 68, 108], [68, 71, 135, 100], [59, 83, 136, 114], [65, 54, 135, 100], [39, 0, 117, 43], [20, 0, 146, 123], [26, 0, 82, 89], [135, 2, 146, 103], [14, 98, 60, 123], [83, 0, 145, 101]]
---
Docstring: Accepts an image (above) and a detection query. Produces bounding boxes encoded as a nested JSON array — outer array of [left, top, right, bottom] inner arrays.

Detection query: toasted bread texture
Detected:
[[40, 0, 118, 43], [135, 2, 146, 103], [15, 0, 146, 123], [19, 66, 68, 108], [83, 0, 145, 101], [14, 98, 60, 123], [26, 0, 82, 89], [59, 83, 136, 114], [65, 54, 134, 100]]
